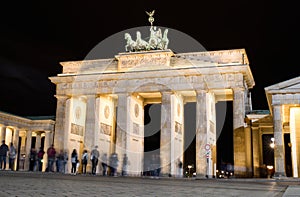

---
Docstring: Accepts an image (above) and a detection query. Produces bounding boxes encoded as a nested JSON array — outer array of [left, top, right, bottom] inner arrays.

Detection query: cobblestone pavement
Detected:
[[0, 171, 300, 197]]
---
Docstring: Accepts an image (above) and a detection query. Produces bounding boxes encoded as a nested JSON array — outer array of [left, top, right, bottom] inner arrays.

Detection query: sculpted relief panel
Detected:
[[116, 51, 173, 71]]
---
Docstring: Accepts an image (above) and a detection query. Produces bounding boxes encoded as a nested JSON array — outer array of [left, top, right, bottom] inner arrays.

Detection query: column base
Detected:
[[273, 172, 286, 178], [196, 173, 208, 179], [159, 173, 172, 177]]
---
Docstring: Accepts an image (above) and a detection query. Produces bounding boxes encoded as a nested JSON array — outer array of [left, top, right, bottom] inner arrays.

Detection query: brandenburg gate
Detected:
[[49, 45, 255, 177]]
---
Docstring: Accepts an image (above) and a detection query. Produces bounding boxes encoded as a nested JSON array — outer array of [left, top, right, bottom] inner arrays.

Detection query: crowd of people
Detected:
[[0, 141, 123, 176], [0, 140, 184, 178]]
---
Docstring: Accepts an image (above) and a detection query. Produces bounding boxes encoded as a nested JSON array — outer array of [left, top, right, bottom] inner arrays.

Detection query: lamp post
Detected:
[[270, 137, 275, 149], [187, 165, 192, 178]]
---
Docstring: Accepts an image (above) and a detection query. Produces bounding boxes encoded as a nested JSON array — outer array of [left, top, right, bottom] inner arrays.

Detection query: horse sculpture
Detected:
[[148, 26, 161, 50], [135, 31, 149, 51], [124, 33, 136, 52], [160, 29, 169, 50], [124, 27, 169, 52]]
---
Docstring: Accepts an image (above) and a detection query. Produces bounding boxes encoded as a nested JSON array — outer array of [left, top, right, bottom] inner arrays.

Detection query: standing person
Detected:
[[109, 152, 119, 177], [176, 159, 183, 178], [122, 153, 130, 176], [37, 147, 45, 172], [150, 154, 156, 177], [90, 145, 100, 175], [56, 150, 65, 173], [154, 154, 161, 178], [55, 152, 60, 172], [81, 150, 88, 175], [29, 148, 37, 171], [0, 140, 9, 170], [8, 142, 16, 171], [62, 150, 68, 174], [101, 153, 108, 176], [70, 149, 78, 175], [47, 144, 56, 172]]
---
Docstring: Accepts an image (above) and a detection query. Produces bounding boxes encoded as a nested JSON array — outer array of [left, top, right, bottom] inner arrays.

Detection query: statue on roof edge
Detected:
[[124, 10, 169, 52]]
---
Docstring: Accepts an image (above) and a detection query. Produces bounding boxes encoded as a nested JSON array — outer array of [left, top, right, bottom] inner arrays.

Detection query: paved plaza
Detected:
[[0, 171, 300, 197]]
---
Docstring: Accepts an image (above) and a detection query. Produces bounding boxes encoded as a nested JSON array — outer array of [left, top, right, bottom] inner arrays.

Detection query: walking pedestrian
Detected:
[[91, 146, 100, 175], [122, 153, 130, 176], [109, 152, 119, 176], [8, 142, 16, 171], [101, 153, 108, 176]]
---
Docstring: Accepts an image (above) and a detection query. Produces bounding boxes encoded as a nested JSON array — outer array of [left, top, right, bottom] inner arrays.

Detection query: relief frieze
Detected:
[[116, 51, 173, 71]]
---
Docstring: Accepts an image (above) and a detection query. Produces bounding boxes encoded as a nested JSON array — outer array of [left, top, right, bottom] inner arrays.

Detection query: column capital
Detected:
[[85, 94, 97, 98], [11, 126, 19, 130], [195, 89, 208, 94], [232, 87, 245, 92], [44, 130, 52, 133], [35, 131, 43, 135], [160, 91, 173, 96], [95, 94, 103, 98], [54, 95, 70, 100], [118, 92, 131, 97]]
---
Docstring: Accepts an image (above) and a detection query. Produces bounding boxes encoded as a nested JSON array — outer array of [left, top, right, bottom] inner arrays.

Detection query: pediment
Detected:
[[286, 83, 300, 89], [265, 76, 300, 92], [265, 76, 300, 114]]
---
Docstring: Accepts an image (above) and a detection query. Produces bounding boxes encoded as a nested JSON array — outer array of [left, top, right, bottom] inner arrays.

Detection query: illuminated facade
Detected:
[[1, 49, 299, 178], [0, 113, 55, 171], [264, 77, 300, 178], [49, 49, 256, 177]]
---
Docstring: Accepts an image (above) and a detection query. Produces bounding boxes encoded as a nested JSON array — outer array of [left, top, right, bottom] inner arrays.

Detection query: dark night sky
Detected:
[[0, 0, 299, 116]]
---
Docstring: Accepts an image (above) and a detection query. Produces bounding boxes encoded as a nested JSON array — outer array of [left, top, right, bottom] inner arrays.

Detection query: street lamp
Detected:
[[270, 137, 275, 148], [187, 165, 193, 177]]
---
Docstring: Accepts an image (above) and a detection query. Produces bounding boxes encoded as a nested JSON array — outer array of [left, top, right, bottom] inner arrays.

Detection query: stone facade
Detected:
[[49, 48, 255, 177], [0, 112, 55, 171], [264, 76, 300, 178], [0, 45, 300, 178], [1, 48, 299, 178]]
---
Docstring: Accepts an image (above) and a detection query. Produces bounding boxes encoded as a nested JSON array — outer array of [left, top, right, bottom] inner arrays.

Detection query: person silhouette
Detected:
[[91, 146, 100, 175], [0, 140, 9, 170]]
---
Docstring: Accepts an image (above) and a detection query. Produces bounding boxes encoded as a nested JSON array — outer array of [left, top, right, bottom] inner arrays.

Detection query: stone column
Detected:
[[13, 127, 20, 171], [43, 131, 52, 172], [233, 87, 247, 177], [273, 104, 286, 177], [160, 91, 172, 176], [233, 88, 245, 129], [258, 129, 264, 176], [35, 132, 42, 150], [244, 125, 253, 177], [289, 107, 300, 178], [0, 125, 6, 142], [54, 95, 68, 153], [18, 135, 26, 171], [252, 127, 261, 177], [195, 90, 208, 178], [63, 98, 71, 152], [24, 130, 32, 171], [84, 95, 97, 173], [116, 93, 130, 173], [94, 96, 100, 150], [20, 135, 26, 158], [111, 99, 117, 154]]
